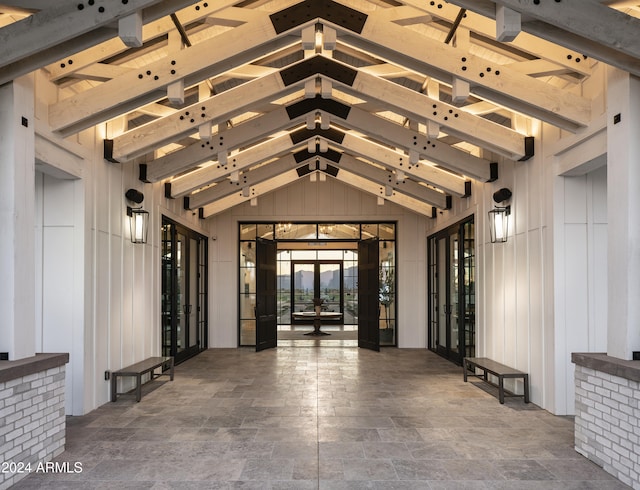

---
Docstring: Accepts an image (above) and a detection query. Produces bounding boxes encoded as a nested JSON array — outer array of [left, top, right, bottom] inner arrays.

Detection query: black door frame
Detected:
[[161, 217, 208, 364], [291, 260, 344, 324], [238, 222, 397, 349], [358, 238, 380, 351], [255, 238, 278, 351], [428, 216, 474, 365]]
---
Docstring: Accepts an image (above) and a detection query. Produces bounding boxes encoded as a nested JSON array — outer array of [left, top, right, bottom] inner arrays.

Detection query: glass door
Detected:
[[319, 263, 341, 313], [292, 262, 315, 313], [428, 217, 474, 364], [176, 230, 187, 356], [449, 230, 460, 358], [162, 217, 208, 364], [256, 238, 277, 351], [291, 261, 343, 321], [358, 238, 380, 351]]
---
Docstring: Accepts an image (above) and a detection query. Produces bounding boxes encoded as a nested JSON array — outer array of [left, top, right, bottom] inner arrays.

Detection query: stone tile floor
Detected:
[[12, 348, 631, 489]]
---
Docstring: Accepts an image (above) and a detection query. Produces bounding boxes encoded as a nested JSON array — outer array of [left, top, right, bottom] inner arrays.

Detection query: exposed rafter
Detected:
[[398, 1, 591, 78], [336, 11, 591, 131], [447, 0, 640, 77], [0, 0, 201, 85], [48, 8, 299, 135], [200, 157, 438, 219], [138, 96, 492, 190], [45, 3, 245, 82]]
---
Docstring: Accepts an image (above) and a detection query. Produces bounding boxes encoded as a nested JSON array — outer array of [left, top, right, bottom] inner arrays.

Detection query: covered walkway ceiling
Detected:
[[1, 0, 638, 218]]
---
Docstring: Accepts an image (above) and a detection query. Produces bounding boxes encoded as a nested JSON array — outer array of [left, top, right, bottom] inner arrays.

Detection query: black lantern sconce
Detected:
[[488, 188, 512, 243], [125, 189, 149, 244]]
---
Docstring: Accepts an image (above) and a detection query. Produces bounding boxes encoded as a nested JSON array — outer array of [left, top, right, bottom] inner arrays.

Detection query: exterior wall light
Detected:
[[488, 188, 512, 243], [125, 189, 149, 244]]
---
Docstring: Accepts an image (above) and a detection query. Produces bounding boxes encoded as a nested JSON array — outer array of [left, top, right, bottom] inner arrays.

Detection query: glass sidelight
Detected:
[[162, 217, 208, 363]]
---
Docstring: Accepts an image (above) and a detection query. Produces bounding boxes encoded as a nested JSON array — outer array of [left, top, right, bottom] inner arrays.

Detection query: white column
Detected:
[[607, 69, 640, 360], [0, 76, 36, 360]]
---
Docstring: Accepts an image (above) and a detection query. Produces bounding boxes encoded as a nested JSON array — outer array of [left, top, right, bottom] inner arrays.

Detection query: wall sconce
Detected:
[[488, 188, 512, 243], [125, 189, 149, 244]]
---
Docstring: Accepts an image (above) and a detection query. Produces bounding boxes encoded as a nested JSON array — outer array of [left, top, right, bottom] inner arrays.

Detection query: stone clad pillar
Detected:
[[607, 68, 640, 360], [0, 76, 36, 360]]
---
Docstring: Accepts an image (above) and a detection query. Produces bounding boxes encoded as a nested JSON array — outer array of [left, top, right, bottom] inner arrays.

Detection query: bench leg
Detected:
[[463, 359, 468, 382], [111, 375, 117, 402], [136, 374, 142, 402], [498, 376, 505, 404], [523, 374, 530, 403], [169, 358, 174, 381]]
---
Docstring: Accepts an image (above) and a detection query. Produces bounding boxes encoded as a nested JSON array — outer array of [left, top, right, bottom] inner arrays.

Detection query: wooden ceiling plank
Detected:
[[72, 63, 133, 82], [228, 65, 279, 79], [505, 59, 577, 78], [358, 63, 415, 78]]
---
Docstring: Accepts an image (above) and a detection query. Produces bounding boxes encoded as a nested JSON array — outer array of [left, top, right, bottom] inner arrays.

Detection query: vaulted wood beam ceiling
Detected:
[[107, 54, 530, 166], [138, 96, 493, 189], [1, 0, 637, 218], [185, 145, 449, 210], [169, 124, 459, 208]]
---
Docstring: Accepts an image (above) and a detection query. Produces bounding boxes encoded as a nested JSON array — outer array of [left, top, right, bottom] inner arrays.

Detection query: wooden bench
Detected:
[[111, 356, 174, 402], [463, 357, 529, 404]]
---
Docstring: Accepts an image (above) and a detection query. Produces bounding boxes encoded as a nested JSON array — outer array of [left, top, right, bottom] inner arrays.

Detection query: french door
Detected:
[[291, 261, 343, 320], [162, 218, 208, 364], [255, 238, 277, 351], [358, 238, 380, 351], [428, 218, 475, 364]]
